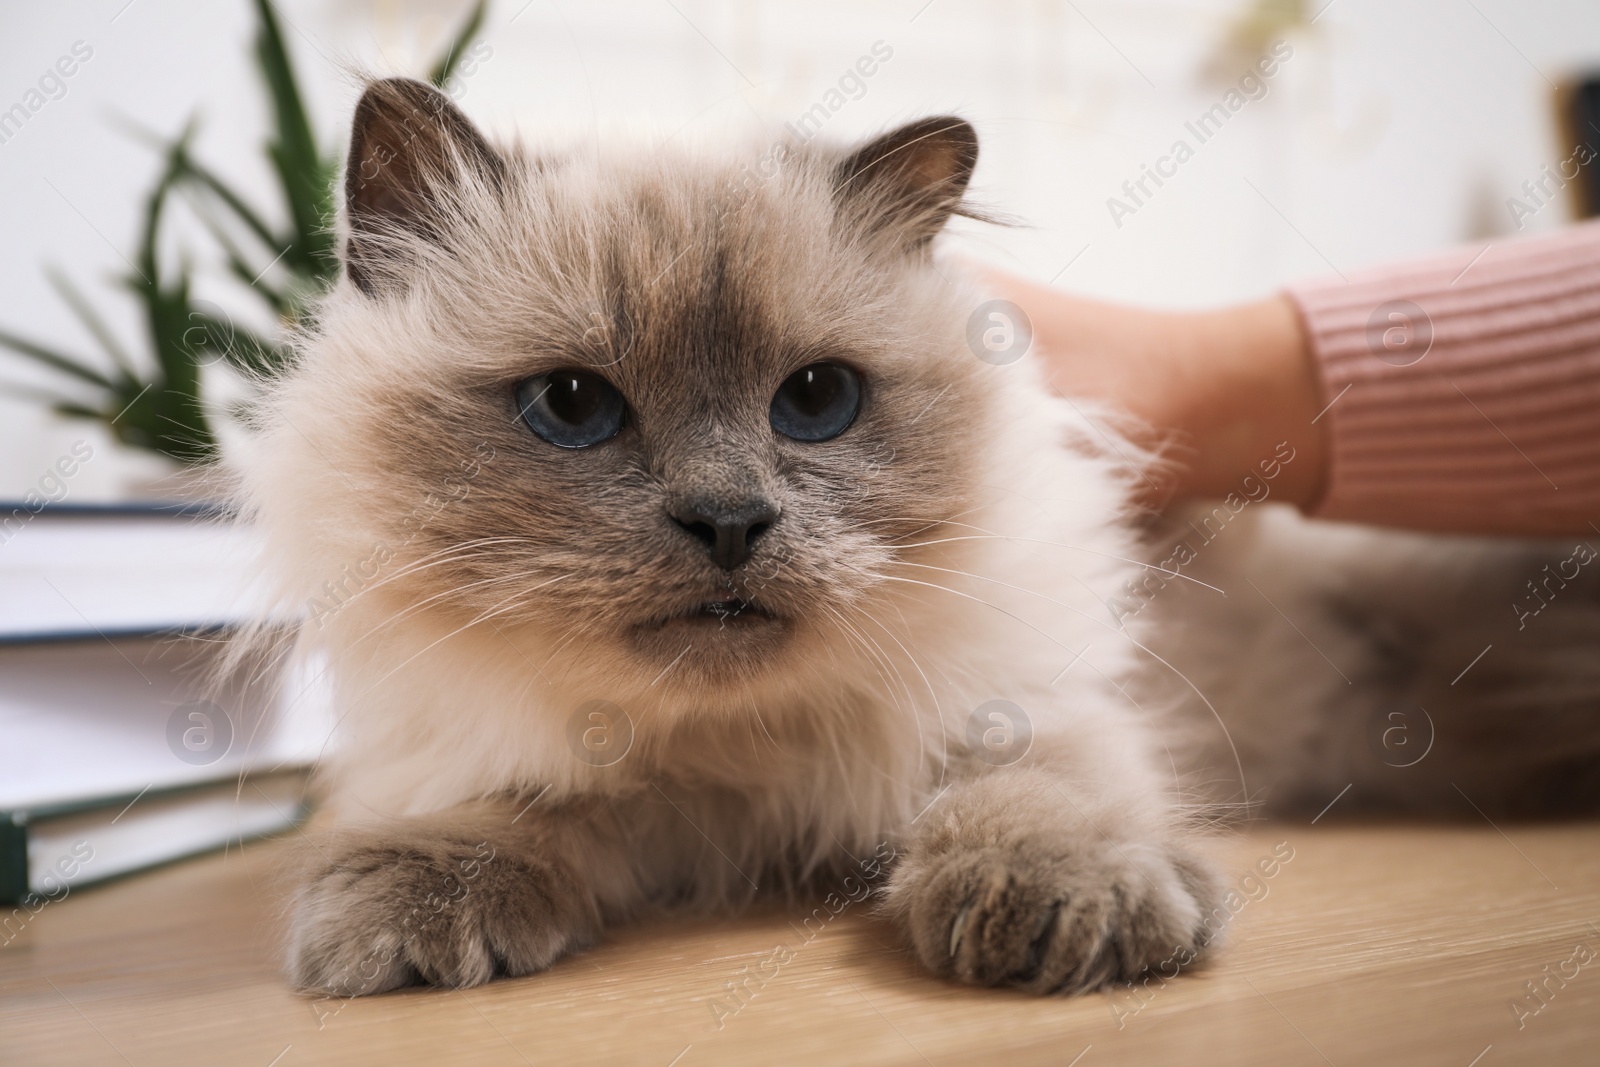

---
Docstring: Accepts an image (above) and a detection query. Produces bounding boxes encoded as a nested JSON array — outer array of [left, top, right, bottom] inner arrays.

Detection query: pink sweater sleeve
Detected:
[[1286, 221, 1600, 536]]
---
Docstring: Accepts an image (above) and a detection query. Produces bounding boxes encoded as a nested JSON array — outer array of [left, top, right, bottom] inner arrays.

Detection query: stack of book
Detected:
[[0, 504, 330, 905]]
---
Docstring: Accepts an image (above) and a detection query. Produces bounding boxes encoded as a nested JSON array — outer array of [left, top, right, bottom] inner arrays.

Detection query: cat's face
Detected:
[[263, 80, 995, 698]]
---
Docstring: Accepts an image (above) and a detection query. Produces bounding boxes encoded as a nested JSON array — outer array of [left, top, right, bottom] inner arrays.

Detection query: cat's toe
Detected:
[[896, 838, 1217, 995], [286, 835, 596, 995]]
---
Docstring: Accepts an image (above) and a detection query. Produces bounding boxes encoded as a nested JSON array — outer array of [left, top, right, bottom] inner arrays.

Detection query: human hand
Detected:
[[973, 266, 1328, 512]]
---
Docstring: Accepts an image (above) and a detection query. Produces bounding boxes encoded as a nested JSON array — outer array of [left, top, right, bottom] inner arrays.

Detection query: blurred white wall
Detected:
[[2, 0, 1598, 499]]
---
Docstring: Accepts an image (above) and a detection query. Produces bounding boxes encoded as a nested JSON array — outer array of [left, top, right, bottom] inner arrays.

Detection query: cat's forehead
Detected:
[[566, 154, 851, 319], [466, 156, 889, 389]]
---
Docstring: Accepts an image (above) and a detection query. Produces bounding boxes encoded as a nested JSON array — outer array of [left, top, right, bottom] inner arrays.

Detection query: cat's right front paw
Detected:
[[286, 832, 597, 995]]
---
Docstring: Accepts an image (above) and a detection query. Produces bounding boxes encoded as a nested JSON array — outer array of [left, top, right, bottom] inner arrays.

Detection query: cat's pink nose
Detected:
[[669, 498, 779, 570]]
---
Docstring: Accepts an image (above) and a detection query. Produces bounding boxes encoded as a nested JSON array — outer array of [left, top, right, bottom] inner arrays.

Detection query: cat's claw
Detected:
[[892, 834, 1220, 995], [949, 901, 974, 958], [286, 833, 596, 995]]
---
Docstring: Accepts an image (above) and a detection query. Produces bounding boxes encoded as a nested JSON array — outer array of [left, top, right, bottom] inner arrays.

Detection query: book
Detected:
[[0, 501, 274, 642], [2, 771, 311, 913], [0, 504, 330, 907]]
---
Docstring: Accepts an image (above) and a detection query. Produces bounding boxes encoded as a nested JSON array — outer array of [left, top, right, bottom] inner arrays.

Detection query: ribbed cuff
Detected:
[[1287, 221, 1600, 537]]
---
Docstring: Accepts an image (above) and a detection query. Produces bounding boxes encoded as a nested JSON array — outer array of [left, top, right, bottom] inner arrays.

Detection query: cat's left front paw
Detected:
[[887, 832, 1217, 994]]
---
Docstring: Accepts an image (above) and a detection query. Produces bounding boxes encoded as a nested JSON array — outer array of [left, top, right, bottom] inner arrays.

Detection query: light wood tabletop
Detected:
[[3, 821, 1598, 1066]]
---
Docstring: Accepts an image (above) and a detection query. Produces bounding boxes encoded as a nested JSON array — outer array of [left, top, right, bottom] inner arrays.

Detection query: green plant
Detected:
[[0, 0, 490, 466]]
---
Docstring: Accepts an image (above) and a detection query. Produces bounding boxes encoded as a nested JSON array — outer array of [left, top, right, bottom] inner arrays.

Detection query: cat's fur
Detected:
[[233, 78, 1600, 998]]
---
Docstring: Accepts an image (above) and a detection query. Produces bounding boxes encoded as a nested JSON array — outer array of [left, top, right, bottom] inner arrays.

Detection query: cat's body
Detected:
[[236, 78, 1600, 998], [1161, 507, 1600, 818]]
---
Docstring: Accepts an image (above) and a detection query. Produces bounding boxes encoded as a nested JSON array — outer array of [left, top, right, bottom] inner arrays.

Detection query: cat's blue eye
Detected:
[[515, 370, 625, 448], [770, 363, 861, 442]]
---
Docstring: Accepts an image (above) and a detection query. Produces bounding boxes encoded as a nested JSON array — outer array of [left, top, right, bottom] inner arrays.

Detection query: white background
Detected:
[[2, 0, 1597, 499]]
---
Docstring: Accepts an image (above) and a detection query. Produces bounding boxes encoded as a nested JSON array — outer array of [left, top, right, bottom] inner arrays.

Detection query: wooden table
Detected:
[[3, 822, 1598, 1065]]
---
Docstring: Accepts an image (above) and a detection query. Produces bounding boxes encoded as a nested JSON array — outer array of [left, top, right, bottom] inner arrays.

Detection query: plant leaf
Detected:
[[0, 379, 106, 413], [52, 401, 110, 423], [130, 127, 193, 292], [252, 0, 337, 279], [184, 310, 288, 379], [430, 0, 490, 86], [173, 149, 284, 253], [0, 326, 116, 389], [44, 267, 139, 377], [185, 198, 294, 316]]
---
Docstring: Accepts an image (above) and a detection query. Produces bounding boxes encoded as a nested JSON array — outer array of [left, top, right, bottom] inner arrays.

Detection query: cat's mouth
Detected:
[[628, 594, 791, 667], [635, 595, 783, 635], [665, 597, 777, 628]]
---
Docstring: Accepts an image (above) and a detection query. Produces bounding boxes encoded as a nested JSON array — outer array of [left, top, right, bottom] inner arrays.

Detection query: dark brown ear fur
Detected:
[[344, 77, 504, 292], [834, 116, 979, 249]]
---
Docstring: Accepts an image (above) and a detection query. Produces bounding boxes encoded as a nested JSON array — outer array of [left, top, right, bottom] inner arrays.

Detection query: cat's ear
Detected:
[[343, 77, 505, 293], [833, 117, 978, 249]]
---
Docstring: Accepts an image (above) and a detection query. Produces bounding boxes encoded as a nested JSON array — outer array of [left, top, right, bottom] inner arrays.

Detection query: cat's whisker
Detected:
[[838, 604, 949, 783], [842, 617, 923, 739], [336, 569, 573, 657], [816, 604, 906, 711], [814, 605, 921, 786], [493, 624, 555, 722], [742, 690, 782, 758], [276, 540, 554, 648], [326, 578, 580, 746], [819, 606, 922, 745], [873, 568, 1249, 803], [841, 499, 1002, 535], [537, 626, 589, 682], [320, 574, 576, 732], [869, 532, 1120, 633], [853, 516, 1228, 597], [333, 537, 545, 599], [837, 513, 1222, 590], [870, 591, 970, 783]]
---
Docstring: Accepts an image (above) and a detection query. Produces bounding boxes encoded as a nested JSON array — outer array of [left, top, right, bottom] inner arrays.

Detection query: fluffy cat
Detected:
[[233, 77, 1600, 999]]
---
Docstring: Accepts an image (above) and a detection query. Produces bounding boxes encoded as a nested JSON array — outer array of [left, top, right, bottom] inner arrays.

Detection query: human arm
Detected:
[[984, 221, 1600, 536]]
